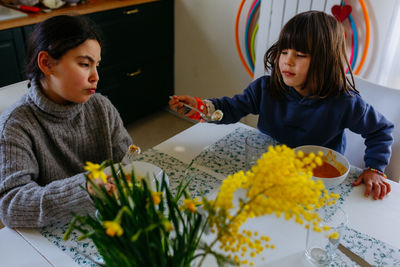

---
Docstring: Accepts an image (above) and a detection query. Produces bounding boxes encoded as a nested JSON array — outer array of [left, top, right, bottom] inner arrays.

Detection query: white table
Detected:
[[1, 122, 399, 266]]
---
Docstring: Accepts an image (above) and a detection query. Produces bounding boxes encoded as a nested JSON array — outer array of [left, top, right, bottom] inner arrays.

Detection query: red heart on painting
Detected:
[[331, 5, 352, 22]]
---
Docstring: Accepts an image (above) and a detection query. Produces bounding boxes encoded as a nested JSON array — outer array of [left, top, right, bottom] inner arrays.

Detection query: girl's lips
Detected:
[[282, 71, 295, 77], [88, 88, 96, 94]]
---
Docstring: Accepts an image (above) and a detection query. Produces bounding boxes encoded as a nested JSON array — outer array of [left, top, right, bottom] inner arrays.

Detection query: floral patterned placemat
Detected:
[[333, 227, 400, 266], [135, 149, 225, 197], [192, 127, 278, 176], [40, 220, 400, 267]]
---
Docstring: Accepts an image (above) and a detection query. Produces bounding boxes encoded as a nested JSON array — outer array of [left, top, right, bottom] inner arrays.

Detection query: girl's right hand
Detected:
[[169, 95, 198, 118]]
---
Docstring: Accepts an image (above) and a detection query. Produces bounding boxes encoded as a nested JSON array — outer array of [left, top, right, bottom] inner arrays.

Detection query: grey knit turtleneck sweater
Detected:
[[0, 80, 132, 228]]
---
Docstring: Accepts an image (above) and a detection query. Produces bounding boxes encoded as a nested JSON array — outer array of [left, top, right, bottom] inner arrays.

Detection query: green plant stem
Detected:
[[63, 217, 77, 240]]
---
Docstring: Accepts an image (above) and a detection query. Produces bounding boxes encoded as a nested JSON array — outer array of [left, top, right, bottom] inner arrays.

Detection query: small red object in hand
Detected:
[[189, 97, 205, 121]]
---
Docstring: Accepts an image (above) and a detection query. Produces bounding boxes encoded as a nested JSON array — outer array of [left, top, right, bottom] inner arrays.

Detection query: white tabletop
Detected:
[[0, 227, 52, 267], [1, 122, 399, 266]]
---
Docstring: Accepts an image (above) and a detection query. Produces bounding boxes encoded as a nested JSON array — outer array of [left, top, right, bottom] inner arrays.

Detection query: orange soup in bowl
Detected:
[[296, 145, 350, 188], [313, 161, 341, 178]]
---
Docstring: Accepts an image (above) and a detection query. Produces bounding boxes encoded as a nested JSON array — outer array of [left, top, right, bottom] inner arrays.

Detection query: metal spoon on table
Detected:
[[169, 96, 223, 122], [329, 238, 372, 267]]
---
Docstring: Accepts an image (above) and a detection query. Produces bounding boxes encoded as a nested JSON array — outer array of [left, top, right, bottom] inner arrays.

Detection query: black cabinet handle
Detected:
[[126, 69, 142, 77], [123, 9, 139, 15]]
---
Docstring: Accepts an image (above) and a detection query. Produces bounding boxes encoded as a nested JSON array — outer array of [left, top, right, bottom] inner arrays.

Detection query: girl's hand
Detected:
[[169, 95, 198, 118], [87, 176, 116, 196], [353, 169, 391, 199]]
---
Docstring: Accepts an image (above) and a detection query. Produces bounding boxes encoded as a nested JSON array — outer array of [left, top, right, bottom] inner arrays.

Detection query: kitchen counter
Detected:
[[0, 0, 158, 30]]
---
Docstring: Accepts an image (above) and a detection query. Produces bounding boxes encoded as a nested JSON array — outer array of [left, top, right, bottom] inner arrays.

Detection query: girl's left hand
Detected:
[[353, 169, 391, 200], [87, 176, 116, 197]]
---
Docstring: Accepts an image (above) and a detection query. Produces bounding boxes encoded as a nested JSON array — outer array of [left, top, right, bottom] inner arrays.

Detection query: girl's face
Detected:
[[278, 49, 311, 96], [42, 39, 101, 105]]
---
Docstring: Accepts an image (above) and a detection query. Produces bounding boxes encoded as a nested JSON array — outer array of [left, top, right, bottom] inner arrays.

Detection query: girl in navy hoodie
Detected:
[[169, 11, 393, 200]]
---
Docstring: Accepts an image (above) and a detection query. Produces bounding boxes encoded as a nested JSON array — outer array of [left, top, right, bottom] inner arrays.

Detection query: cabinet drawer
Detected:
[[97, 58, 172, 124], [88, 1, 173, 67]]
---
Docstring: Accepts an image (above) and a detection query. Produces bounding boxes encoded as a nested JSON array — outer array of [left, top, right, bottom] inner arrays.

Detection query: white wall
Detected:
[[175, 0, 400, 114], [174, 0, 252, 99]]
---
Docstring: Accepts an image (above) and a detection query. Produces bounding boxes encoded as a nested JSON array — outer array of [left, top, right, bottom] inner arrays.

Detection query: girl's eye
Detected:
[[79, 63, 89, 67], [281, 51, 288, 55], [297, 53, 307, 58]]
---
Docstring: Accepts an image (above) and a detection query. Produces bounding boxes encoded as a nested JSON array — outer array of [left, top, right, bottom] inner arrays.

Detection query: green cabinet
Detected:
[[0, 0, 173, 125], [0, 27, 26, 87]]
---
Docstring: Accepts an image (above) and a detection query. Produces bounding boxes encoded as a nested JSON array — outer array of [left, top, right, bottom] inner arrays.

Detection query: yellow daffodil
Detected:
[[162, 220, 173, 232], [84, 161, 107, 183], [151, 192, 163, 205], [181, 198, 201, 213], [103, 221, 123, 237]]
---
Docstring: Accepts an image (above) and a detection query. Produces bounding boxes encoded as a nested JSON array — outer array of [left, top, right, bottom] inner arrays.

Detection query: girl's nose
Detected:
[[284, 54, 294, 66], [90, 68, 99, 83]]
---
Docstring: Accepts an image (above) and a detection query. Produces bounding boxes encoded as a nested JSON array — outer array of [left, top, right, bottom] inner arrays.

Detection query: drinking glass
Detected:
[[245, 132, 269, 170], [305, 207, 348, 266]]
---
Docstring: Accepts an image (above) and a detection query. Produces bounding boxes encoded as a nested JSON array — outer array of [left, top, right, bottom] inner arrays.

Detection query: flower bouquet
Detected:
[[64, 145, 339, 266]]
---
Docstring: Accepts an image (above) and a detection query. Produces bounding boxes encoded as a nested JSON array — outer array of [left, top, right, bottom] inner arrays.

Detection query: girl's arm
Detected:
[[346, 98, 394, 199], [0, 95, 131, 228], [0, 137, 95, 228], [208, 76, 267, 124], [347, 101, 394, 172]]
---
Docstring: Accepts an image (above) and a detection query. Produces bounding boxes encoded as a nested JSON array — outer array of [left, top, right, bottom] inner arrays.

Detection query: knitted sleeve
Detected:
[[0, 118, 96, 228]]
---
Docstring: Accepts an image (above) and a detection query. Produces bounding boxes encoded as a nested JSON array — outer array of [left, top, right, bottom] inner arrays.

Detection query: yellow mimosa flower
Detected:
[[205, 145, 340, 262], [329, 232, 340, 239]]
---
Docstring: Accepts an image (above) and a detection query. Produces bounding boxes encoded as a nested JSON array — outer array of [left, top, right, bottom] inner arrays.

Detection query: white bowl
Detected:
[[103, 161, 169, 191], [295, 145, 350, 188]]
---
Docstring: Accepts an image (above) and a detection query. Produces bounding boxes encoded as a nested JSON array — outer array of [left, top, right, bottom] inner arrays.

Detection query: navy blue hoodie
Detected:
[[210, 76, 394, 171]]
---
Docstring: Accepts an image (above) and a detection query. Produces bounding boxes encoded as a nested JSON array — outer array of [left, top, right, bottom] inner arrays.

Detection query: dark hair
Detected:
[[26, 14, 102, 82], [264, 10, 357, 99]]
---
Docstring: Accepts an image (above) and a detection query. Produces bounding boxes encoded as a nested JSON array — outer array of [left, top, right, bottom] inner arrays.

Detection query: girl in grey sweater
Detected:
[[0, 15, 132, 228]]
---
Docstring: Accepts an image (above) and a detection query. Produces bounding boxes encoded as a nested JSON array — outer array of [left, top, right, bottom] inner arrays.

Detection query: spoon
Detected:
[[329, 237, 371, 267], [121, 144, 141, 165], [169, 96, 223, 122]]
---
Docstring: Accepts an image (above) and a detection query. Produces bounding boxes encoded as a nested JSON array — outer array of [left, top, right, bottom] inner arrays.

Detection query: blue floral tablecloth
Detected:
[[40, 127, 400, 267]]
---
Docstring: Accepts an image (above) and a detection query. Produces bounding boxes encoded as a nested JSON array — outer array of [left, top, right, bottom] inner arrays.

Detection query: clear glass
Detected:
[[245, 132, 269, 170], [305, 207, 348, 266]]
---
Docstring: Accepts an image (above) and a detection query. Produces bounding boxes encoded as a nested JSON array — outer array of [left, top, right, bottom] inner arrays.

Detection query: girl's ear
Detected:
[[37, 51, 55, 75]]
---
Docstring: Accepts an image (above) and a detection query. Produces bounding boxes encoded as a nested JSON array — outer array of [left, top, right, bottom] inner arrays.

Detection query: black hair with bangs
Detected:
[[26, 15, 102, 83]]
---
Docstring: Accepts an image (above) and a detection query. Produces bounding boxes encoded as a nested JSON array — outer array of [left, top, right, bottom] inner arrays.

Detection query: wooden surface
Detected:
[[0, 0, 158, 30]]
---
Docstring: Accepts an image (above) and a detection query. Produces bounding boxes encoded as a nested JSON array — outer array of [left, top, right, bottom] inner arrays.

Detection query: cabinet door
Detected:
[[0, 28, 26, 87], [89, 1, 174, 124], [97, 57, 172, 123]]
